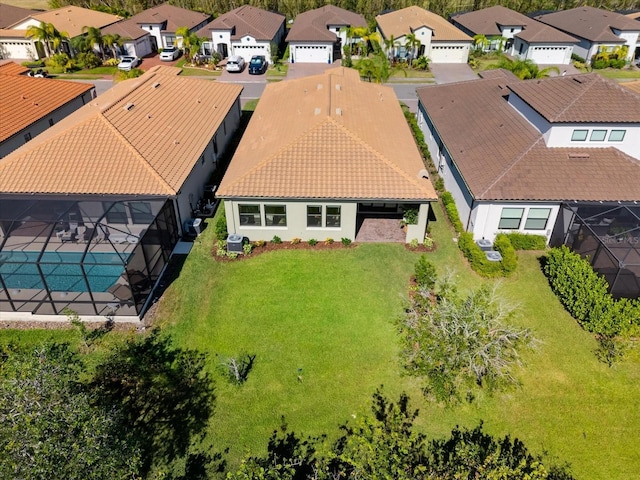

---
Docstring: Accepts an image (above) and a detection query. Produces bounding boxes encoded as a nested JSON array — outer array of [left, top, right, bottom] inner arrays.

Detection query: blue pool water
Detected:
[[0, 251, 127, 292]]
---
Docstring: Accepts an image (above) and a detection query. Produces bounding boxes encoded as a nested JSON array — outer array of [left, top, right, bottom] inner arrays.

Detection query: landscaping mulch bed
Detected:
[[213, 240, 354, 261]]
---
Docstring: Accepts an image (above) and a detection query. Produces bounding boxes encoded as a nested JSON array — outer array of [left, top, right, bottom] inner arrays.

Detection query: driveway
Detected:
[[429, 63, 478, 84], [218, 65, 267, 82], [286, 61, 341, 80], [139, 53, 181, 71]]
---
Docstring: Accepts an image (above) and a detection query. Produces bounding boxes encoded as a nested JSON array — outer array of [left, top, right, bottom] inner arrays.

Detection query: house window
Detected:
[[524, 208, 551, 230], [498, 207, 524, 229], [239, 204, 261, 226], [265, 205, 286, 226], [130, 202, 154, 224], [609, 130, 625, 141], [326, 206, 341, 227], [166, 36, 175, 47], [104, 202, 128, 224], [590, 130, 606, 141], [571, 129, 588, 141], [307, 206, 322, 227]]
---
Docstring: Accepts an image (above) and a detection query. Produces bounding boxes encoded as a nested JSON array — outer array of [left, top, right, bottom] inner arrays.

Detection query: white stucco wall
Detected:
[[471, 202, 560, 243], [613, 30, 639, 61], [123, 36, 153, 57], [499, 25, 522, 40], [139, 24, 163, 49]]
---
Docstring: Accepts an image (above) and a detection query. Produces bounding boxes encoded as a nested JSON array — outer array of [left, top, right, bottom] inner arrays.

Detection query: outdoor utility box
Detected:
[[192, 218, 202, 235], [485, 251, 502, 262], [476, 239, 493, 251], [227, 234, 244, 253]]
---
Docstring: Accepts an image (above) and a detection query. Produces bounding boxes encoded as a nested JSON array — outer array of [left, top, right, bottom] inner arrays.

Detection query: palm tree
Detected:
[[472, 34, 489, 52], [103, 33, 125, 59], [82, 26, 104, 59], [404, 32, 421, 66], [26, 22, 58, 58], [383, 34, 397, 62], [491, 56, 560, 79]]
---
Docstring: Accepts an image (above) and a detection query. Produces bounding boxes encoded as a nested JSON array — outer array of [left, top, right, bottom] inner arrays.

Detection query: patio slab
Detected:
[[355, 218, 406, 243]]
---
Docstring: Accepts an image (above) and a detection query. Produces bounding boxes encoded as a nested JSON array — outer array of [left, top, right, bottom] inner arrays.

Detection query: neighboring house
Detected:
[[195, 5, 285, 62], [0, 4, 37, 59], [101, 20, 153, 58], [0, 60, 94, 158], [217, 67, 437, 244], [124, 3, 211, 51], [534, 6, 640, 64], [376, 6, 472, 64], [3, 6, 121, 59], [416, 72, 640, 297], [0, 67, 243, 319], [286, 5, 366, 63], [451, 5, 576, 65]]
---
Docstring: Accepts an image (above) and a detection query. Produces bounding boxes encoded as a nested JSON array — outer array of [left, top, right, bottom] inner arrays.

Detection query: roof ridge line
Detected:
[[548, 74, 596, 121], [99, 72, 158, 115], [97, 115, 175, 195], [480, 137, 545, 198]]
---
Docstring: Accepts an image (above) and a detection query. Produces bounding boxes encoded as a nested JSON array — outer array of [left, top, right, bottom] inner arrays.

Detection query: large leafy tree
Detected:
[[82, 25, 105, 58], [0, 343, 141, 480], [26, 21, 68, 58], [491, 55, 560, 79], [103, 32, 125, 58]]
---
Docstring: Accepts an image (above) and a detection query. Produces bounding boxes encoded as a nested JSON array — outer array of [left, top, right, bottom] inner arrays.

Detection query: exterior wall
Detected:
[[138, 23, 164, 49], [429, 41, 470, 63], [224, 199, 358, 241], [209, 29, 231, 57], [123, 35, 153, 57], [572, 38, 591, 60], [0, 38, 36, 60], [614, 30, 639, 61], [0, 89, 94, 159], [327, 24, 345, 44], [413, 26, 432, 56], [405, 203, 430, 242], [175, 98, 241, 229], [471, 201, 561, 244], [289, 41, 333, 63], [499, 25, 523, 40]]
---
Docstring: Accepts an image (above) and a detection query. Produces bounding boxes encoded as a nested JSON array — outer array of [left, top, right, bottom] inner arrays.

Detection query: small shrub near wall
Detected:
[[494, 234, 517, 275], [441, 192, 464, 234], [459, 233, 517, 277], [504, 232, 547, 250]]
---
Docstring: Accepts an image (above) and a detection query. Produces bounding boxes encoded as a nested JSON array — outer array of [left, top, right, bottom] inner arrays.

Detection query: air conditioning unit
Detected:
[[227, 234, 244, 253], [485, 251, 502, 262], [476, 239, 493, 251]]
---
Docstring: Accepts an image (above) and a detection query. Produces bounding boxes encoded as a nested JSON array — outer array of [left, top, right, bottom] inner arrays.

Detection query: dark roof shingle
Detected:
[[286, 5, 366, 42]]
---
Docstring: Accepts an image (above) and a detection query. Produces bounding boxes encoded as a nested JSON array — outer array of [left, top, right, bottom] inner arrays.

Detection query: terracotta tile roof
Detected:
[[416, 76, 640, 202], [534, 7, 640, 43], [451, 5, 576, 44], [286, 5, 366, 42], [128, 3, 210, 33], [0, 60, 29, 75], [0, 67, 242, 196], [0, 28, 28, 38], [621, 80, 640, 95], [25, 6, 121, 37], [0, 74, 93, 143], [218, 67, 436, 201], [0, 3, 37, 29], [626, 12, 640, 20], [102, 19, 149, 41], [376, 6, 471, 42], [507, 73, 640, 123], [196, 5, 284, 41]]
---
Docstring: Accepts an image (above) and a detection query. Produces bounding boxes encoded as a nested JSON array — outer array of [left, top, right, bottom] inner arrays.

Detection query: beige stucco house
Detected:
[[217, 67, 437, 243]]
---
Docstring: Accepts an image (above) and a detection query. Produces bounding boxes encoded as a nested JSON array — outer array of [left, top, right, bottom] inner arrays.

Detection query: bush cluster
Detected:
[[503, 232, 547, 250], [544, 246, 640, 337], [458, 233, 517, 277], [441, 192, 464, 234], [214, 213, 227, 240], [414, 255, 437, 289]]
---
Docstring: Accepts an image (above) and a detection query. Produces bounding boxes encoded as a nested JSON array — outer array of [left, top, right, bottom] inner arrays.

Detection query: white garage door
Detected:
[[293, 44, 330, 63], [233, 44, 268, 63], [430, 45, 468, 63], [0, 40, 35, 60], [530, 46, 568, 64]]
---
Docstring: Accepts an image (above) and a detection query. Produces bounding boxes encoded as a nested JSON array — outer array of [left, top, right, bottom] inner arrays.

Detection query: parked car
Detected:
[[27, 68, 48, 78], [226, 55, 245, 73], [248, 55, 268, 75], [118, 56, 141, 71], [160, 47, 180, 61]]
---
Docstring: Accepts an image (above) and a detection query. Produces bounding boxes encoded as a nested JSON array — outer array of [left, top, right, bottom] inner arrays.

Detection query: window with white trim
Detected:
[[524, 208, 551, 230], [307, 206, 322, 227], [265, 205, 286, 226], [590, 130, 606, 141], [571, 129, 588, 141], [326, 206, 341, 227], [239, 204, 261, 226], [609, 130, 625, 141], [498, 207, 524, 229]]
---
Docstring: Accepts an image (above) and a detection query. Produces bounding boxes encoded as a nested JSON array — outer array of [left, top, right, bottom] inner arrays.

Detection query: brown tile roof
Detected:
[[416, 76, 640, 202], [477, 68, 519, 80], [507, 73, 640, 123], [0, 67, 242, 196], [534, 7, 640, 43], [286, 5, 366, 42], [128, 3, 210, 33], [218, 67, 436, 201], [0, 28, 28, 38], [0, 60, 29, 75], [376, 6, 471, 42], [0, 3, 37, 29], [626, 12, 640, 20], [26, 6, 121, 37], [102, 19, 149, 41], [0, 74, 93, 143], [621, 80, 640, 95], [196, 5, 284, 41], [451, 5, 575, 44]]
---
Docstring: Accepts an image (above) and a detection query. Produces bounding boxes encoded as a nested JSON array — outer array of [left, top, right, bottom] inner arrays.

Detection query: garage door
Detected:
[[0, 40, 35, 60], [233, 44, 268, 63], [530, 46, 568, 64], [430, 45, 468, 63], [293, 44, 330, 63]]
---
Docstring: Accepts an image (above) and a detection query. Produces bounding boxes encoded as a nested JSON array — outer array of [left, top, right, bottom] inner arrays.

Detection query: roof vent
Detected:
[[418, 169, 429, 179], [314, 107, 321, 115], [568, 153, 589, 159], [317, 83, 323, 90], [174, 139, 180, 145], [335, 107, 342, 116], [573, 77, 583, 84], [336, 83, 341, 91], [152, 82, 160, 89], [124, 102, 134, 111], [147, 114, 152, 119]]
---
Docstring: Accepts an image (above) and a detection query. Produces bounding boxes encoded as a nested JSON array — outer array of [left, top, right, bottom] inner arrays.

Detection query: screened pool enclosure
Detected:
[[0, 197, 179, 317]]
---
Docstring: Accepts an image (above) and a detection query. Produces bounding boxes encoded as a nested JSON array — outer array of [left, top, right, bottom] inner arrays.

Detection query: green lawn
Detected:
[[151, 203, 640, 478]]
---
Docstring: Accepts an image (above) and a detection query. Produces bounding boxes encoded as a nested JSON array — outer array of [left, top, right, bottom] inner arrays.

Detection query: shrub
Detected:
[[402, 208, 419, 225], [227, 252, 239, 260], [271, 235, 282, 244], [117, 68, 142, 80], [458, 233, 503, 277], [252, 240, 266, 248], [414, 255, 437, 290], [104, 58, 119, 66], [503, 232, 547, 250], [493, 234, 517, 275], [324, 238, 334, 245], [242, 243, 253, 255], [46, 53, 72, 69], [434, 177, 445, 194], [423, 237, 434, 249], [75, 52, 101, 69], [291, 237, 301, 245], [308, 238, 318, 246], [341, 237, 352, 247], [440, 192, 464, 234], [214, 214, 227, 240], [409, 238, 419, 249], [571, 53, 586, 63]]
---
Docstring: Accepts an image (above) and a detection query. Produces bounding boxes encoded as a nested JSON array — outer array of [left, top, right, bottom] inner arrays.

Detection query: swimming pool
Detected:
[[0, 251, 127, 292]]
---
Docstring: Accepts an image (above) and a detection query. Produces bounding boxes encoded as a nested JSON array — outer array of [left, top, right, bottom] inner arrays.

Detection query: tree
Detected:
[[176, 26, 203, 62], [399, 283, 536, 403], [404, 32, 421, 66], [0, 343, 141, 480], [491, 55, 560, 79], [103, 32, 125, 58], [383, 33, 397, 61], [26, 21, 67, 58], [82, 26, 105, 59], [472, 33, 489, 51]]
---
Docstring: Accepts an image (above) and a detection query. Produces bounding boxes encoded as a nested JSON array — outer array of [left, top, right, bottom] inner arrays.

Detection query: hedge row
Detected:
[[458, 232, 517, 277], [544, 246, 640, 337], [441, 192, 464, 234], [503, 232, 547, 251]]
